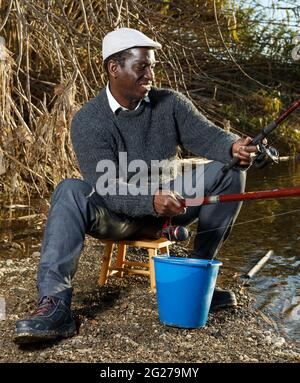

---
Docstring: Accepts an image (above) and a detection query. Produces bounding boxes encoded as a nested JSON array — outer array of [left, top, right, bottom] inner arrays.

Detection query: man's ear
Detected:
[[107, 60, 119, 79]]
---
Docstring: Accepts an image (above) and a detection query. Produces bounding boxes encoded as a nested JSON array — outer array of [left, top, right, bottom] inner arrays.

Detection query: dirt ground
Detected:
[[0, 237, 299, 363]]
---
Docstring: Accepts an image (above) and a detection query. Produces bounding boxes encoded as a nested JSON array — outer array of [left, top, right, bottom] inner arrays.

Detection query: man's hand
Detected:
[[231, 136, 266, 166], [154, 189, 186, 216]]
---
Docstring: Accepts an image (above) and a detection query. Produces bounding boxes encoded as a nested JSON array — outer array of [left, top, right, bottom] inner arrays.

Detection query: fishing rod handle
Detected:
[[222, 120, 278, 173], [221, 157, 240, 172], [252, 121, 277, 145]]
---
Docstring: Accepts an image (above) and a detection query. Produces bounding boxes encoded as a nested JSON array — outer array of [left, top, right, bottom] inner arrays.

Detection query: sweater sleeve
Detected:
[[71, 109, 157, 217], [173, 92, 240, 163]]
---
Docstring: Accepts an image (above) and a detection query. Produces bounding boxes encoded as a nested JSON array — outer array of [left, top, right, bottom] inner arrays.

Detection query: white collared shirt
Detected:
[[106, 84, 150, 114]]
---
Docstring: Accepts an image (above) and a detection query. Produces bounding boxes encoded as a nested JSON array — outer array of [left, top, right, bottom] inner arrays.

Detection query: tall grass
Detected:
[[0, 0, 299, 201]]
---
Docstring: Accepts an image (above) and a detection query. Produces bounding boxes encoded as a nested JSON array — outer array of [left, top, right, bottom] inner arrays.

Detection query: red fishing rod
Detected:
[[161, 187, 300, 241], [185, 186, 300, 206], [222, 98, 300, 172]]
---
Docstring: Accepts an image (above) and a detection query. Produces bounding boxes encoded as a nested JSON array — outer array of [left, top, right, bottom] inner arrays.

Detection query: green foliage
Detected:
[[215, 0, 300, 152]]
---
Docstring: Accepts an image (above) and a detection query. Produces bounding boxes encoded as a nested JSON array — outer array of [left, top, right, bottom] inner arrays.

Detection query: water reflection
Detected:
[[217, 160, 300, 344], [0, 202, 45, 259]]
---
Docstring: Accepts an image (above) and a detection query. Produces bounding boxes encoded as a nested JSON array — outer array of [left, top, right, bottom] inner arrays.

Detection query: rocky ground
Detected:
[[0, 237, 299, 363]]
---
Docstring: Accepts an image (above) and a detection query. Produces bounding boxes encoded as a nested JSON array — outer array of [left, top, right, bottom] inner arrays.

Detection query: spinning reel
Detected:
[[159, 217, 190, 242], [253, 143, 279, 169], [161, 225, 189, 241]]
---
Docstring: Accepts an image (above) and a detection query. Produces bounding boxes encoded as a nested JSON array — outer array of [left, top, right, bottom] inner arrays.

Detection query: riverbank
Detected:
[[0, 237, 299, 363]]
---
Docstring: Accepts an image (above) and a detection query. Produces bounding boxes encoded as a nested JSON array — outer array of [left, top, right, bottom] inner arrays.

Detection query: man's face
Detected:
[[111, 47, 156, 106]]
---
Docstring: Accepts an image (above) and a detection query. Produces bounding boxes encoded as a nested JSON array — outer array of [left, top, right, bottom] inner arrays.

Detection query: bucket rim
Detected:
[[153, 255, 222, 267]]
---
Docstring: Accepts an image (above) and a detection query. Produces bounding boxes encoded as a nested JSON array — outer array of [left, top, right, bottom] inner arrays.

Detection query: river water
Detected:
[[0, 160, 299, 345], [215, 160, 300, 345]]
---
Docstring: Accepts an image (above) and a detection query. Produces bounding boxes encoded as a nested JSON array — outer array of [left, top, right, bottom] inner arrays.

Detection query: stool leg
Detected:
[[99, 242, 114, 286], [148, 248, 157, 291], [159, 246, 169, 255], [115, 244, 126, 278]]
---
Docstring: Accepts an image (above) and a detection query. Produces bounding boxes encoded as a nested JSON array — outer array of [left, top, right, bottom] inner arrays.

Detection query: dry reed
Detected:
[[0, 0, 298, 201]]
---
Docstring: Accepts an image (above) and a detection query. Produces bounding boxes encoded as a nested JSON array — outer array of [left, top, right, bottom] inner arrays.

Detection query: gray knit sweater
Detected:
[[71, 87, 239, 216]]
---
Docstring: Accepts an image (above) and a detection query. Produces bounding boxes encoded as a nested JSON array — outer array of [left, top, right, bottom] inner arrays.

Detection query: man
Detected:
[[14, 28, 257, 344]]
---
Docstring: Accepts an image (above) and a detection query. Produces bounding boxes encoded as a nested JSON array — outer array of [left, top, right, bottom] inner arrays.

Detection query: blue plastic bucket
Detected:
[[153, 256, 222, 328]]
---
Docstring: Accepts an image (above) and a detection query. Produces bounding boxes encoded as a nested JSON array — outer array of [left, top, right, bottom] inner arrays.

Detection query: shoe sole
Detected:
[[14, 322, 77, 344], [210, 298, 237, 312]]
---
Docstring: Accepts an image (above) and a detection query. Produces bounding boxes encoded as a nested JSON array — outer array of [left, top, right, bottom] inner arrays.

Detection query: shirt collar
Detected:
[[106, 84, 150, 114]]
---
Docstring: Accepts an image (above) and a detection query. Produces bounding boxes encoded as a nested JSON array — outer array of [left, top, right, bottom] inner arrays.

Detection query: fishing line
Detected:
[[185, 207, 300, 237]]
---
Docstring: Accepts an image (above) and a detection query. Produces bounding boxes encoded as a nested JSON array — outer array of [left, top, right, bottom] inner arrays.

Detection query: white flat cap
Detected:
[[102, 27, 162, 61]]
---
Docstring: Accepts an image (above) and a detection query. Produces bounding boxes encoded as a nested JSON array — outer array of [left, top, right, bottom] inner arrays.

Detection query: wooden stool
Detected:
[[98, 237, 173, 291]]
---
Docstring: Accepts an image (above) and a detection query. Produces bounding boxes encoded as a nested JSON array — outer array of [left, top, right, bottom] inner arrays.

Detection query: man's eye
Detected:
[[137, 64, 155, 71]]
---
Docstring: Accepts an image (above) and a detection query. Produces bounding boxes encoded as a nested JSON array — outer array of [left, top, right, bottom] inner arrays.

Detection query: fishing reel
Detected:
[[161, 225, 190, 241], [253, 143, 279, 169]]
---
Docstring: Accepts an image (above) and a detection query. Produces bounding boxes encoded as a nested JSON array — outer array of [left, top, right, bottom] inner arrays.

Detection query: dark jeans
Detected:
[[37, 161, 246, 305]]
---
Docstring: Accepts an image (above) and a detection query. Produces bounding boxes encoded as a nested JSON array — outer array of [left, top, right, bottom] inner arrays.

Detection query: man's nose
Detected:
[[144, 67, 154, 81]]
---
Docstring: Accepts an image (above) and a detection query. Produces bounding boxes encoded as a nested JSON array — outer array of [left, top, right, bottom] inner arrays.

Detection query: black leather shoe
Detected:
[[14, 296, 77, 344], [210, 287, 237, 311]]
